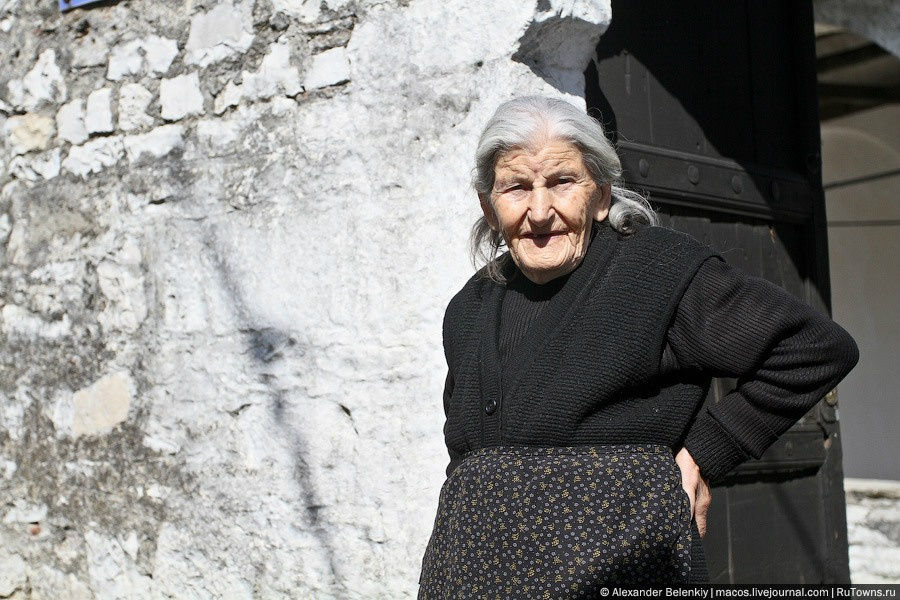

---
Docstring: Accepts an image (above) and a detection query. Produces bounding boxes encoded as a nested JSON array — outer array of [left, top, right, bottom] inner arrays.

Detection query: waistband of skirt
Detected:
[[461, 444, 674, 460]]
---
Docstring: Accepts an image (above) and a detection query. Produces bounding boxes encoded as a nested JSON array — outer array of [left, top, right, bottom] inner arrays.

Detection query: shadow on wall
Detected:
[[201, 225, 342, 594]]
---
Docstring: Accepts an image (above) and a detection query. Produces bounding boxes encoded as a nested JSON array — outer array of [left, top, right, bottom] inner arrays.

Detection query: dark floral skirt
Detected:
[[419, 444, 705, 598]]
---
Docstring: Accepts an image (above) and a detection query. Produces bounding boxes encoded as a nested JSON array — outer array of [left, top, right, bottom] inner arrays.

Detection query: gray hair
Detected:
[[470, 95, 657, 282]]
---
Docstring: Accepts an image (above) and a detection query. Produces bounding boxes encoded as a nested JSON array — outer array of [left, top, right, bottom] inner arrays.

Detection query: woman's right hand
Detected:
[[675, 447, 711, 538]]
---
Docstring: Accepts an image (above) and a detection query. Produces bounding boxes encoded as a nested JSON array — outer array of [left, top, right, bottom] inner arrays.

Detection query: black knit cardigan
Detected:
[[440, 222, 859, 482]]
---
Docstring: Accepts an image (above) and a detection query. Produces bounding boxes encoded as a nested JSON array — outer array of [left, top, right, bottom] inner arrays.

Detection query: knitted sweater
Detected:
[[440, 221, 859, 483]]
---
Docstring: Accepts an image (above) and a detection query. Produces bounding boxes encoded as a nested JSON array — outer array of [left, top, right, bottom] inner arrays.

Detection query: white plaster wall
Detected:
[[0, 0, 612, 597]]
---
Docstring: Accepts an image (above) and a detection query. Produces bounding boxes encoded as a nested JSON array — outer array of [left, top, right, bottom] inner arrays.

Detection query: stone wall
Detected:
[[845, 479, 900, 583], [0, 0, 611, 597]]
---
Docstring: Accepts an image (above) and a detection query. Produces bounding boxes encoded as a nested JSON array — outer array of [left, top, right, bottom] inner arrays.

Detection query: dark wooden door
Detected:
[[585, 0, 848, 583]]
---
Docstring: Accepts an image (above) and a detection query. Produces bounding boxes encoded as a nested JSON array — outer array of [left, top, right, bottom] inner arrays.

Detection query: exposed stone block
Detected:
[[71, 372, 133, 436], [8, 148, 61, 181], [107, 40, 143, 81], [3, 112, 55, 155], [213, 42, 302, 114], [72, 33, 109, 68], [56, 98, 89, 144], [3, 500, 48, 524], [142, 35, 180, 74], [1, 304, 72, 339], [118, 83, 155, 131], [270, 0, 321, 22], [160, 72, 205, 121], [61, 136, 124, 177], [107, 35, 178, 81], [303, 46, 351, 90], [85, 87, 115, 134], [185, 1, 254, 67], [6, 48, 67, 110], [124, 124, 184, 163], [213, 81, 242, 115]]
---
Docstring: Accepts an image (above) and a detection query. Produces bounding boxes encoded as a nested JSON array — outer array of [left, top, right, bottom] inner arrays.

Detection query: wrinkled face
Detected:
[[481, 140, 611, 284]]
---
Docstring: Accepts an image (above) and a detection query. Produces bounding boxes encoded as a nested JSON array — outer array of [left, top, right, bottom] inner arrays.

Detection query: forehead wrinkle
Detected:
[[494, 145, 586, 181]]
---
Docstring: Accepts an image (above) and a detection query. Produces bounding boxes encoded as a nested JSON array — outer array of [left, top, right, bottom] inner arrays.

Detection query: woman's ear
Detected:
[[479, 193, 499, 231], [591, 183, 612, 221]]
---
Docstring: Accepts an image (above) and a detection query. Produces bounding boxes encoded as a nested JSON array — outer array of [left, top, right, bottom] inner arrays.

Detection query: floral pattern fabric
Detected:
[[419, 444, 692, 598]]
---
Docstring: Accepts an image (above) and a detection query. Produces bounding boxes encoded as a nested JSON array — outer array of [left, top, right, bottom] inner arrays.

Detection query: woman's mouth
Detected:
[[524, 231, 565, 245]]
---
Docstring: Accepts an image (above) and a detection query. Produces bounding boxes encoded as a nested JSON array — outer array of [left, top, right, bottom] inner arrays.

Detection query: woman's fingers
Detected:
[[695, 475, 711, 538], [674, 447, 700, 513], [674, 447, 711, 537]]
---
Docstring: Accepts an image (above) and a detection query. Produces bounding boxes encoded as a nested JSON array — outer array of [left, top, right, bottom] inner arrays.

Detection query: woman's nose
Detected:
[[528, 186, 554, 226]]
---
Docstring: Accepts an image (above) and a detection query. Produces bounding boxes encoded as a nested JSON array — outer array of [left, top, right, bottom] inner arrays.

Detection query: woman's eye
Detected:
[[548, 178, 573, 188]]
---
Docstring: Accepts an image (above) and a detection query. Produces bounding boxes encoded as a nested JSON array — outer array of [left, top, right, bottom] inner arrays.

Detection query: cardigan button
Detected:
[[484, 398, 498, 415]]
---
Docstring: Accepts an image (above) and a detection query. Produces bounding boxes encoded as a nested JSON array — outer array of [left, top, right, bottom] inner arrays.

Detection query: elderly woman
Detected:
[[418, 96, 858, 593]]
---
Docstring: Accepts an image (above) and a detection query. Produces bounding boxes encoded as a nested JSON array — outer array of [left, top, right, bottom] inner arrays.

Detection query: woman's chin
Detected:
[[513, 245, 580, 278], [518, 259, 575, 283]]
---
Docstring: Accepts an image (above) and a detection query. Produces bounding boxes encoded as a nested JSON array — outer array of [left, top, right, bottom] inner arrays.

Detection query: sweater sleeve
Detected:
[[670, 257, 859, 483]]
